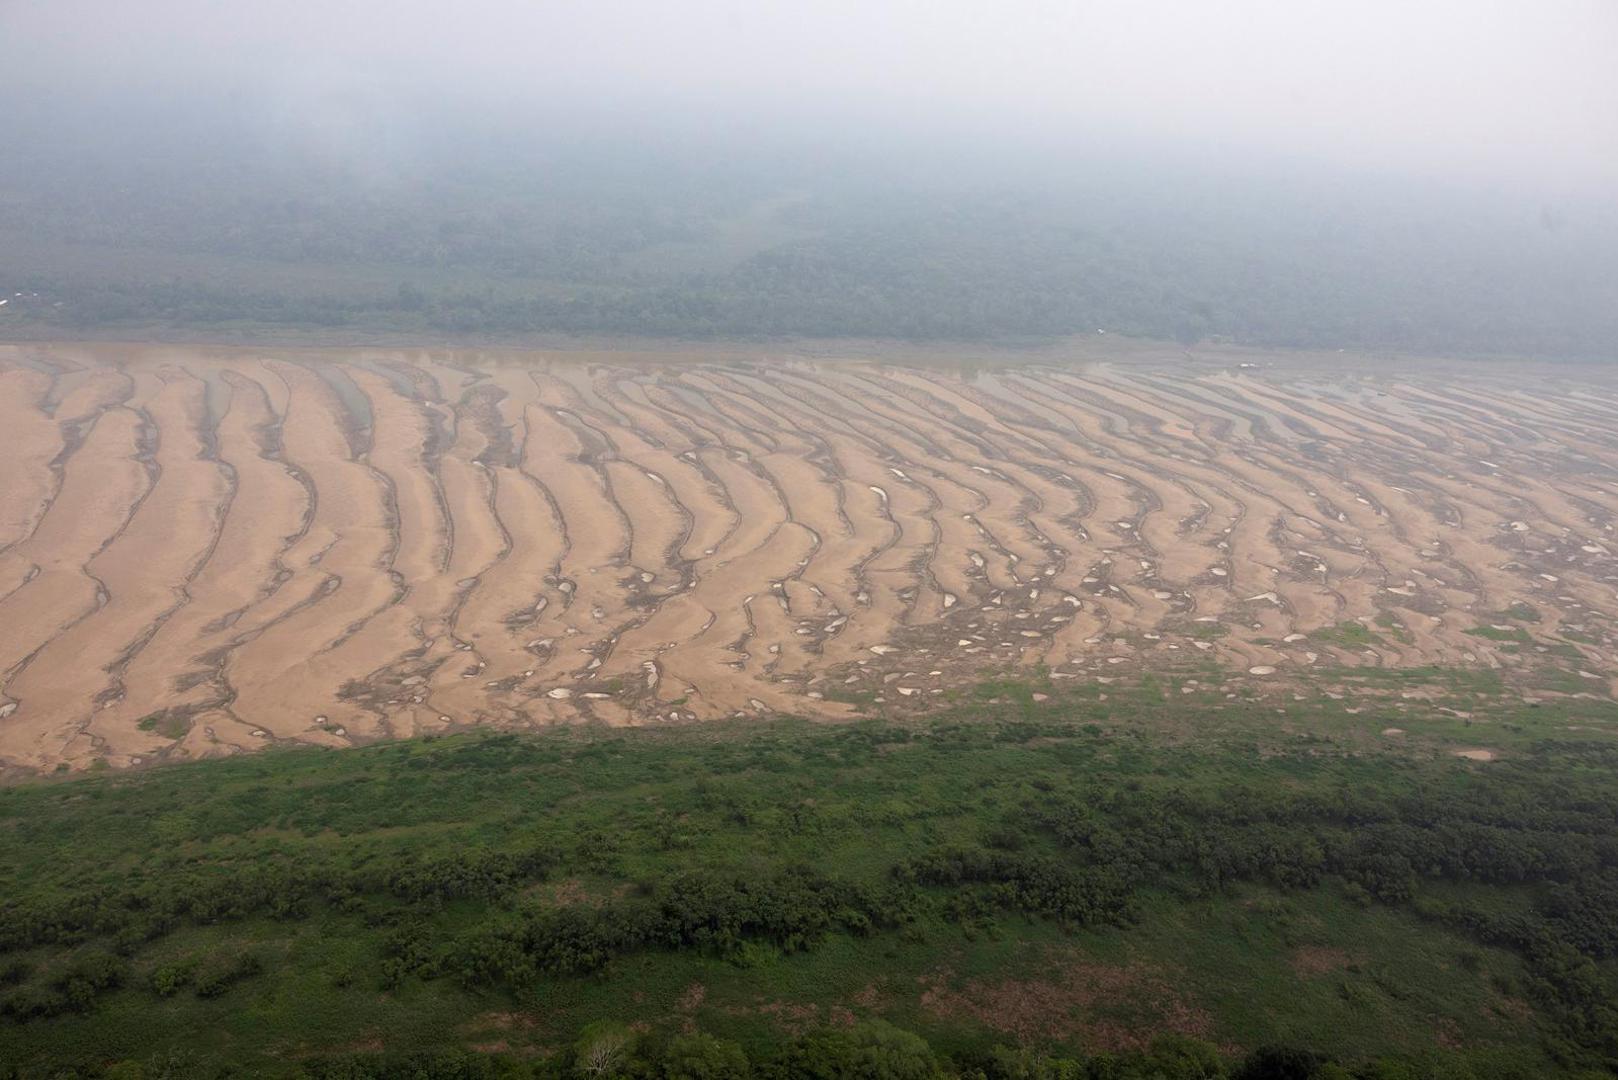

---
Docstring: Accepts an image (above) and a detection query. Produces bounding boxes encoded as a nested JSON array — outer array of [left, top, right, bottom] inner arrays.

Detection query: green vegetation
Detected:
[[1465, 627, 1532, 645], [3, 677, 1618, 1078], [133, 711, 192, 741], [1168, 621, 1229, 641], [1371, 613, 1414, 646], [1309, 622, 1383, 649]]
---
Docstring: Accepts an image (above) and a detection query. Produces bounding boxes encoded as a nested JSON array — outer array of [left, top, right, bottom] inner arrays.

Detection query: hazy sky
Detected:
[[4, 0, 1615, 189]]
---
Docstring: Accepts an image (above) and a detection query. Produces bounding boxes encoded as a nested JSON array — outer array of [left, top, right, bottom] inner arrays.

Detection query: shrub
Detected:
[[193, 951, 262, 998], [661, 1033, 749, 1080], [777, 1022, 942, 1080]]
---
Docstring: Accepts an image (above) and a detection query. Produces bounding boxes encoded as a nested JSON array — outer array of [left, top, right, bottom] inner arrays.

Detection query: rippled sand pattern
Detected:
[[2, 342, 1615, 770]]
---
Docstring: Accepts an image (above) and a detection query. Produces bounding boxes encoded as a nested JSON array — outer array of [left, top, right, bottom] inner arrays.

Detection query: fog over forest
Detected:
[[1, 0, 1614, 354]]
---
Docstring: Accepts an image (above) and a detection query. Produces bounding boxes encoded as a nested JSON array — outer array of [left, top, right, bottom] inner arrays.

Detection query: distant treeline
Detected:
[[2, 119, 1615, 355]]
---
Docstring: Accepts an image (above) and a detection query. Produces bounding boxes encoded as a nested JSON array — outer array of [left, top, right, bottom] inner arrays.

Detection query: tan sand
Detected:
[[3, 342, 1617, 770]]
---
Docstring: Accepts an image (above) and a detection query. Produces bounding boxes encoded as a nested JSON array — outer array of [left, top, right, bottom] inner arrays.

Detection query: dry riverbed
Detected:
[[1, 340, 1615, 771]]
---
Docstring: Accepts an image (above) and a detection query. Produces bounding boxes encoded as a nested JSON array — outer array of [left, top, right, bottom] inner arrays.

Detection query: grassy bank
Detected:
[[2, 678, 1617, 1078]]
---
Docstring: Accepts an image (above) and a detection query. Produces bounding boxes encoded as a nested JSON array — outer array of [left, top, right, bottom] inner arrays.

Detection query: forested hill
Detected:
[[2, 107, 1615, 356]]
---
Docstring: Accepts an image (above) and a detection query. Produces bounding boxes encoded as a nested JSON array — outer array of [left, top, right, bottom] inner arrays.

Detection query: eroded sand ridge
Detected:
[[1, 342, 1615, 770]]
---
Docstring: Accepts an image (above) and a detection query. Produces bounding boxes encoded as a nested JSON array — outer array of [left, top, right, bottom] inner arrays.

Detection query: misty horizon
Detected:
[[1, 1, 1614, 358], [4, 0, 1616, 196]]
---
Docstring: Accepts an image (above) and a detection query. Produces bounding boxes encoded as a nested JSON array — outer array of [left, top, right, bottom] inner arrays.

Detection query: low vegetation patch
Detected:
[[1309, 622, 1383, 648], [1465, 626, 1533, 644]]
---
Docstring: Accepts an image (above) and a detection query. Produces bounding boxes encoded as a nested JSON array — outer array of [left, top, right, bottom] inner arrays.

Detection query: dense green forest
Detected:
[[4, 670, 1618, 1078], [2, 106, 1614, 355]]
